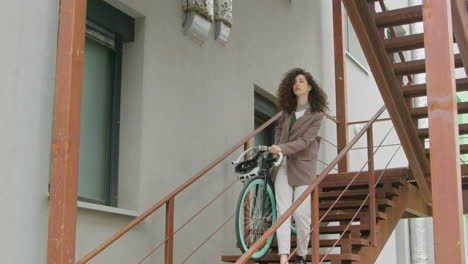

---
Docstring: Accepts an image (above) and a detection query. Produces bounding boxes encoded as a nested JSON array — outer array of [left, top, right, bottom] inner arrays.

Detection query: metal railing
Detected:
[[234, 105, 392, 263], [76, 111, 340, 263]]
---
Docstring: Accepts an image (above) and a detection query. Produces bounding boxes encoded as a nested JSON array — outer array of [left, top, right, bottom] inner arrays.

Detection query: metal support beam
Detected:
[[423, 0, 466, 263], [47, 0, 87, 263], [333, 0, 350, 173], [452, 0, 468, 76], [342, 0, 432, 203]]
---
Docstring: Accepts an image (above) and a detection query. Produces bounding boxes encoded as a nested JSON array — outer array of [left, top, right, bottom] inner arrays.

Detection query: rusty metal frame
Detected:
[[423, 0, 466, 262], [47, 0, 87, 263], [357, 184, 421, 263], [333, 0, 350, 173], [342, 0, 432, 203]]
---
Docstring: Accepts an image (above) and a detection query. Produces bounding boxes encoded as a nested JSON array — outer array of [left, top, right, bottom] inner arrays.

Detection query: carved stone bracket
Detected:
[[215, 0, 232, 28], [183, 0, 214, 22]]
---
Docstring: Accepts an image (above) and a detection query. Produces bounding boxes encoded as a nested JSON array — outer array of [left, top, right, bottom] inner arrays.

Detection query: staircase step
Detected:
[[324, 167, 408, 182], [270, 238, 370, 249], [402, 78, 468, 97], [321, 211, 387, 221], [319, 199, 393, 210], [384, 33, 425, 53], [411, 101, 468, 118], [426, 144, 468, 155], [320, 179, 405, 189], [222, 253, 361, 263], [419, 123, 468, 138], [394, 54, 463, 76], [320, 188, 400, 200], [375, 5, 423, 28], [321, 223, 370, 234], [320, 174, 407, 189]]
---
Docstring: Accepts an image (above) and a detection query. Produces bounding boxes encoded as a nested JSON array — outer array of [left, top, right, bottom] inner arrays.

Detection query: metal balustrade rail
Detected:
[[76, 112, 338, 264], [234, 105, 388, 264]]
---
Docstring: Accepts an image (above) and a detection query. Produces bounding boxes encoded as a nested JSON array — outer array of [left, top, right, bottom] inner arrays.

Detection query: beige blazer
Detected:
[[271, 109, 324, 186]]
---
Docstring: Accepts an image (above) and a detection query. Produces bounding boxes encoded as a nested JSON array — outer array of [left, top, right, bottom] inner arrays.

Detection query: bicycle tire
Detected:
[[235, 176, 277, 260]]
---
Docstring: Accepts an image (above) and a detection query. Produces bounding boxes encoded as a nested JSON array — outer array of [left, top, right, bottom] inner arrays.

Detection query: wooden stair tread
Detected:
[[411, 101, 468, 118], [375, 5, 423, 28], [320, 211, 387, 221], [323, 167, 408, 182], [319, 199, 393, 209], [238, 224, 370, 236], [271, 238, 370, 248], [319, 188, 400, 199], [419, 123, 468, 138], [270, 239, 369, 249], [320, 178, 407, 189], [394, 54, 463, 76], [221, 253, 361, 262], [403, 78, 468, 97], [384, 33, 425, 53], [320, 224, 369, 234], [234, 238, 370, 249]]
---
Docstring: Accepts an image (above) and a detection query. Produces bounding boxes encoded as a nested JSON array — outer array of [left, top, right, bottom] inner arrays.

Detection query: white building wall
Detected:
[[0, 0, 59, 263]]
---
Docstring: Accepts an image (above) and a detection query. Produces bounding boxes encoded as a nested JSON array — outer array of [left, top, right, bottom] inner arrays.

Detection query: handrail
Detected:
[[348, 117, 391, 125], [234, 105, 387, 264], [77, 108, 339, 263], [324, 112, 339, 124], [77, 112, 282, 263]]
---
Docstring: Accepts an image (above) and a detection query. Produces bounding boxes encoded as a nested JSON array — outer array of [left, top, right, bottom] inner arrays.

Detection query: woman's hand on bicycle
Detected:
[[268, 145, 282, 155]]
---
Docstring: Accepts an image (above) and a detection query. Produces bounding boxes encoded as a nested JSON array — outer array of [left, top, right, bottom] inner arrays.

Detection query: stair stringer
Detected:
[[356, 184, 427, 263]]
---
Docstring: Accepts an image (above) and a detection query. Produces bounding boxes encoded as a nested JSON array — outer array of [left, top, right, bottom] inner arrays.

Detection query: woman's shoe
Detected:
[[294, 256, 307, 264], [280, 254, 289, 264]]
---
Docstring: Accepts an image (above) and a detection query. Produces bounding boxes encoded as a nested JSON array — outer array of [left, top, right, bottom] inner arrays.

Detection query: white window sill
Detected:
[[346, 51, 370, 75], [77, 201, 140, 217], [47, 193, 140, 217]]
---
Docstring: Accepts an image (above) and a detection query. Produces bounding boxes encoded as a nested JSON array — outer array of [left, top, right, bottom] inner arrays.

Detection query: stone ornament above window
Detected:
[[214, 0, 232, 28], [183, 0, 214, 22]]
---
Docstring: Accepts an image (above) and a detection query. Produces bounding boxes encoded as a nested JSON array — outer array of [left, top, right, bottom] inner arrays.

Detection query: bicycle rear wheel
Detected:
[[235, 176, 277, 260]]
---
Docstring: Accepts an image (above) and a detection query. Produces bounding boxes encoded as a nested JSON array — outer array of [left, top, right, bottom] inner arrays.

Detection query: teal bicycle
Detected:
[[232, 146, 285, 259]]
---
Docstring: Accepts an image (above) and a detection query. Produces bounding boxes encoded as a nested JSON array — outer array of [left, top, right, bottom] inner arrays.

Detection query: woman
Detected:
[[268, 68, 328, 264]]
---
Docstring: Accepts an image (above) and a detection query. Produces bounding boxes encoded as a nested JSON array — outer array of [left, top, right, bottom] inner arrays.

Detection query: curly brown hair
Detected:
[[276, 68, 328, 114]]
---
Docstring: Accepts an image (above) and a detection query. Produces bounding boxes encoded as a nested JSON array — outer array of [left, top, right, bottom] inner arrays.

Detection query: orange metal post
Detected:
[[165, 198, 175, 264], [333, 0, 349, 173], [243, 141, 251, 244], [367, 126, 377, 246], [452, 0, 468, 77], [423, 0, 466, 263], [311, 187, 320, 263], [47, 0, 87, 263]]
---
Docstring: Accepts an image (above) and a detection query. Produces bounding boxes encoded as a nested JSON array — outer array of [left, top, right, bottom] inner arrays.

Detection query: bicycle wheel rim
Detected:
[[236, 177, 277, 260]]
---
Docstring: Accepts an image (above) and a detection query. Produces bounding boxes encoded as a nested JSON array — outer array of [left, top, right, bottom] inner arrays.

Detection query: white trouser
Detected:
[[275, 159, 311, 257]]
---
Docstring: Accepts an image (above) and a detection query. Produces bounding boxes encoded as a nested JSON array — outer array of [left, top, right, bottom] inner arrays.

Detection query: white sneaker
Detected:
[[280, 254, 289, 264]]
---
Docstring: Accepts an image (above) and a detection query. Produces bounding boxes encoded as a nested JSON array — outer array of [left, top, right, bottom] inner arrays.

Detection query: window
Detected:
[[254, 91, 277, 146], [344, 13, 369, 70], [77, 0, 134, 206]]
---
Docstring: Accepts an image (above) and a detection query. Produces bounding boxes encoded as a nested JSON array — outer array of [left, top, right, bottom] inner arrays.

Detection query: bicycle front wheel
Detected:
[[235, 176, 277, 260]]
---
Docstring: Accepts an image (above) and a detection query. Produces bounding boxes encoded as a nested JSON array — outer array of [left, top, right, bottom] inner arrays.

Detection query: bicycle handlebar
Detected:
[[232, 146, 283, 167]]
